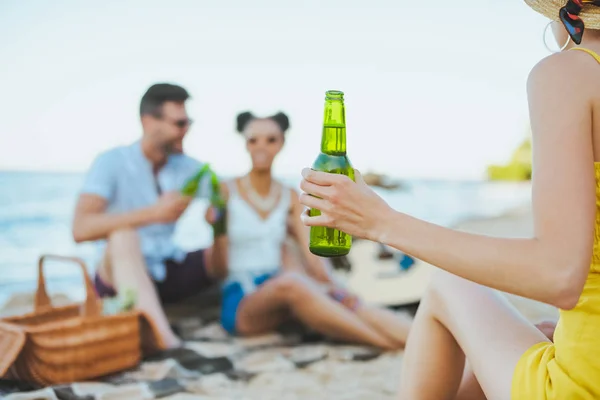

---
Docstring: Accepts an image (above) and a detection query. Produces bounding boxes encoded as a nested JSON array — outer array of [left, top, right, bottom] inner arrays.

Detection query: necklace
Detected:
[[241, 175, 280, 212]]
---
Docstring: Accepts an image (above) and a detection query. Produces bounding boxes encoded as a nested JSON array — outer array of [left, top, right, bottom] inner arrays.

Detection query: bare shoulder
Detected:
[[528, 50, 600, 96], [526, 50, 595, 143]]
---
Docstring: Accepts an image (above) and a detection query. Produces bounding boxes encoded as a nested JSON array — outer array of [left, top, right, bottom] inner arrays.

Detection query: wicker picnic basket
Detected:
[[0, 255, 162, 385]]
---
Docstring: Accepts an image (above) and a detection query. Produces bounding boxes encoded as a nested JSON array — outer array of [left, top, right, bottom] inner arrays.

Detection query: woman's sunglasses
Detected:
[[560, 0, 600, 44]]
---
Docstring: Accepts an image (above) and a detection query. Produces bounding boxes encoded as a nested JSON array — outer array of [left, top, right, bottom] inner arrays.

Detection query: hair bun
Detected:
[[236, 111, 255, 133], [270, 112, 290, 132]]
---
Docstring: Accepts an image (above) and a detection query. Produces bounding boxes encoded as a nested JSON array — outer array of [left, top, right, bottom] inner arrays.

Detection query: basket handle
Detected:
[[34, 255, 101, 317]]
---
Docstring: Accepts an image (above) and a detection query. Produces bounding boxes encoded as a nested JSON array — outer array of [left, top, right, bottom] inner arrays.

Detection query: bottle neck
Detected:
[[209, 171, 224, 205], [320, 99, 346, 155]]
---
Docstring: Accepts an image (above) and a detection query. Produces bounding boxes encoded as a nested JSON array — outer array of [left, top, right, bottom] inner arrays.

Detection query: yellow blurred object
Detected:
[[487, 137, 532, 181]]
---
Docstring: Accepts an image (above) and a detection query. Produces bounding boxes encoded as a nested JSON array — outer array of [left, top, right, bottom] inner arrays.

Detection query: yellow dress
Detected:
[[512, 47, 600, 399]]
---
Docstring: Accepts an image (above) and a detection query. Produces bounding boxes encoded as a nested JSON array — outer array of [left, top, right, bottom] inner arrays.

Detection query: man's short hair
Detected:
[[140, 83, 190, 117]]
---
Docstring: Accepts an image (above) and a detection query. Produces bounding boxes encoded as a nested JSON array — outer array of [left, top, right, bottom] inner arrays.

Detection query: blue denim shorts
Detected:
[[220, 272, 275, 335]]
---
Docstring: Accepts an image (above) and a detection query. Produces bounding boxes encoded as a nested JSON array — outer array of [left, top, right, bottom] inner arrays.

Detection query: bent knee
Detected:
[[423, 270, 460, 305], [425, 270, 489, 316], [430, 269, 473, 291], [272, 272, 315, 302], [235, 316, 255, 336]]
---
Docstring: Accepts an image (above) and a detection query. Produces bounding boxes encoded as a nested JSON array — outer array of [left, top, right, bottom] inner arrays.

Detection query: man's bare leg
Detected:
[[98, 228, 180, 348]]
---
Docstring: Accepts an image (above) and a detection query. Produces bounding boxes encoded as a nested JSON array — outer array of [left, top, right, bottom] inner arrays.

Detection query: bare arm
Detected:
[[73, 190, 193, 243], [300, 52, 597, 309], [73, 151, 159, 243], [209, 235, 229, 280], [288, 189, 333, 284], [72, 194, 157, 243]]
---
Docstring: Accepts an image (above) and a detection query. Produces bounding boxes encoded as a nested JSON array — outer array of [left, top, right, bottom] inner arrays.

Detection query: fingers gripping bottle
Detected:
[[181, 164, 211, 197], [181, 164, 227, 236], [308, 90, 354, 257]]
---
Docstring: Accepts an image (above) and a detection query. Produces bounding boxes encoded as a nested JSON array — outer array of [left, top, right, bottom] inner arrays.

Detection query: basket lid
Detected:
[[0, 321, 26, 377]]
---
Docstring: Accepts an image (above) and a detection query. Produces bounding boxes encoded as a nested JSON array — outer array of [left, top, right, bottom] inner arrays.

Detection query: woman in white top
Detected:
[[209, 111, 412, 350]]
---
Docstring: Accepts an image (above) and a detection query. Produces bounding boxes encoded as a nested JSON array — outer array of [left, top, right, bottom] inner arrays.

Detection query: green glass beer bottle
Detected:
[[309, 90, 355, 257], [209, 170, 227, 237], [181, 164, 211, 197]]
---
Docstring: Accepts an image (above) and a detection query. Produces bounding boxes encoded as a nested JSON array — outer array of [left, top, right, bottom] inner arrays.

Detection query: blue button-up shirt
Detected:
[[80, 140, 211, 281]]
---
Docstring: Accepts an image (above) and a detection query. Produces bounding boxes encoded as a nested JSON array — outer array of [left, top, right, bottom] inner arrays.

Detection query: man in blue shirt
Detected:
[[72, 83, 227, 348]]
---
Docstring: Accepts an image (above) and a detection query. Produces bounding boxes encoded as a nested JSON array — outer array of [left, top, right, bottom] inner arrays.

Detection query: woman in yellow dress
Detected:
[[298, 1, 600, 398]]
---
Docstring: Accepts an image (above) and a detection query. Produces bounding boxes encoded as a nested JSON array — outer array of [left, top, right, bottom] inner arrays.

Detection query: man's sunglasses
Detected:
[[560, 0, 600, 45], [154, 114, 193, 129]]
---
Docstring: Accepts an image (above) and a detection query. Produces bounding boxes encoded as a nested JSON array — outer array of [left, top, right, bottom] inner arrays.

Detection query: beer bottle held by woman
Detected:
[[308, 90, 354, 257]]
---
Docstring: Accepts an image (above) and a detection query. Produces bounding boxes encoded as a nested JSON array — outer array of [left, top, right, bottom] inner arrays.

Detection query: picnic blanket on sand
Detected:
[[0, 314, 407, 400]]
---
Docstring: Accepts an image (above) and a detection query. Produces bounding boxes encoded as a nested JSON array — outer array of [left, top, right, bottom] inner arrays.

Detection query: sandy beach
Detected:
[[0, 202, 559, 399]]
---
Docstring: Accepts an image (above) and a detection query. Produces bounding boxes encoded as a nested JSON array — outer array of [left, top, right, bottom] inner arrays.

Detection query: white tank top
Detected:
[[226, 179, 291, 286]]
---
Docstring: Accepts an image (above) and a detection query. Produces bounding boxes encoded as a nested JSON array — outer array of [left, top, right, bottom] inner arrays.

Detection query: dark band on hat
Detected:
[[560, 0, 600, 44]]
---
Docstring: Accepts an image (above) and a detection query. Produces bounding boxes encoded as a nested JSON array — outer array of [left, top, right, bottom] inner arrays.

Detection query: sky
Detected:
[[0, 0, 552, 179]]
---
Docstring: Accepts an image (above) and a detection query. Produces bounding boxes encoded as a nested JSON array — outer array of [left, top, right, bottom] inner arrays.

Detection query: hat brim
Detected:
[[525, 0, 600, 30]]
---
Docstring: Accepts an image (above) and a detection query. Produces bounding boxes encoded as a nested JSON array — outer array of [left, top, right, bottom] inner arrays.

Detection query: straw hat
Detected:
[[525, 0, 600, 29]]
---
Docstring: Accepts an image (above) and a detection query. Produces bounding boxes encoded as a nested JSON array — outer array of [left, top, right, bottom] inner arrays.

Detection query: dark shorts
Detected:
[[94, 249, 213, 304]]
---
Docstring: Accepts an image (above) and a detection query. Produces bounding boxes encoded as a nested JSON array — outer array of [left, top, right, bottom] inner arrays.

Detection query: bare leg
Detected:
[[453, 320, 557, 400], [236, 272, 397, 349], [354, 305, 413, 348], [280, 240, 411, 349], [398, 271, 550, 400], [99, 228, 180, 349], [398, 289, 467, 400], [455, 363, 487, 400]]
